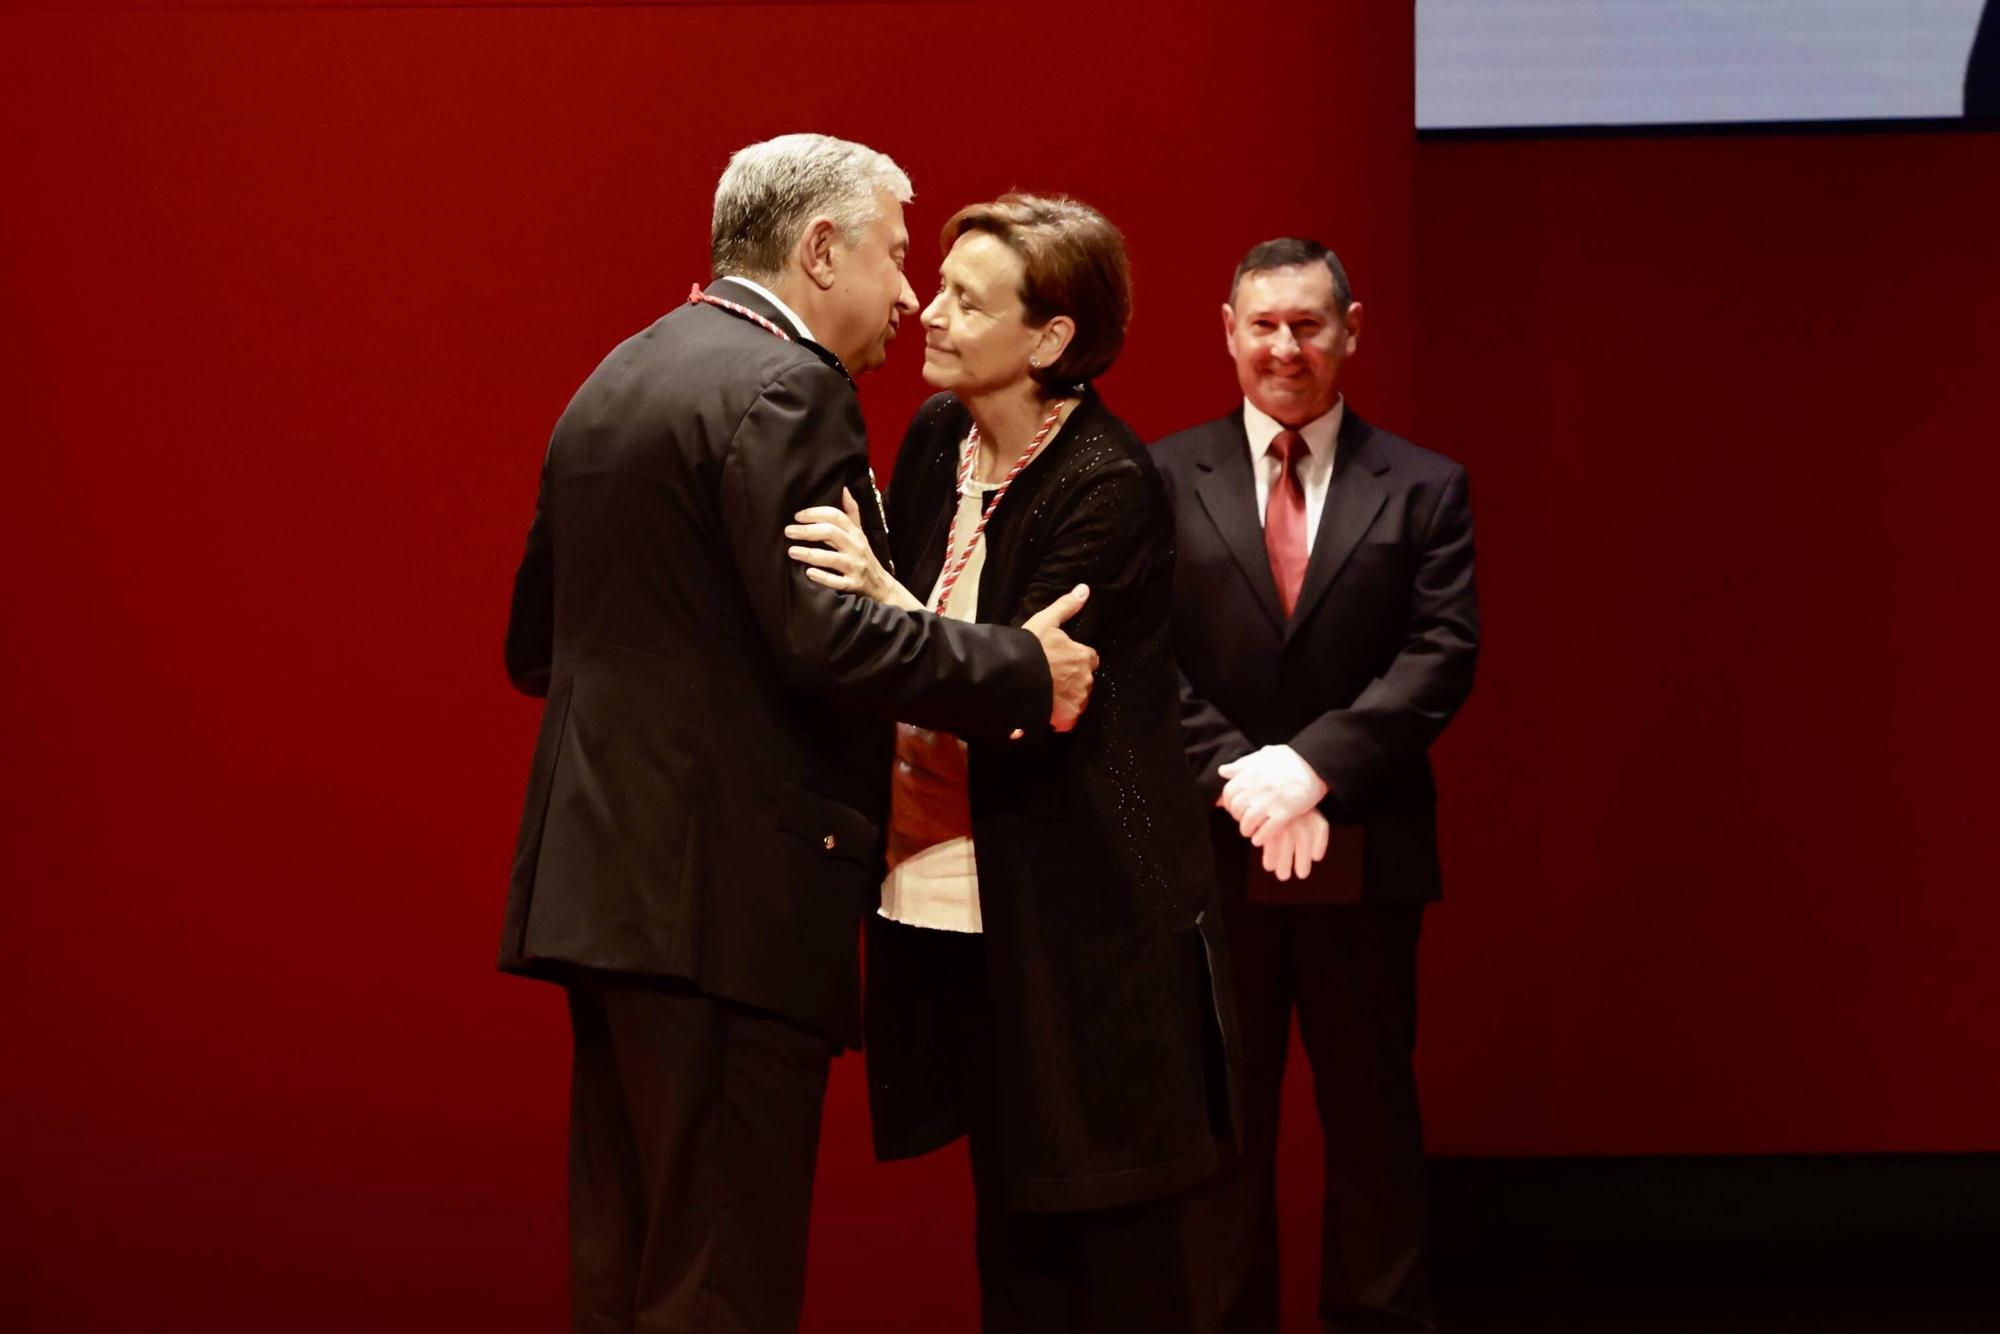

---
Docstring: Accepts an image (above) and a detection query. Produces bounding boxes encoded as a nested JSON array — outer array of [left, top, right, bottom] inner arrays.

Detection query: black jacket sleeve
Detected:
[[1002, 457, 1164, 746], [1011, 459, 1158, 643], [1177, 668, 1257, 805]]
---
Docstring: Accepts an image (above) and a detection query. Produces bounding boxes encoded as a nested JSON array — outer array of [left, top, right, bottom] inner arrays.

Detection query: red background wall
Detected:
[[2, 0, 1995, 1329], [1413, 129, 2000, 1156], [0, 2, 1410, 1329]]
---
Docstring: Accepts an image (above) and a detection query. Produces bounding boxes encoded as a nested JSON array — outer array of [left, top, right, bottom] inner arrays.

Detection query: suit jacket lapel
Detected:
[[1192, 416, 1285, 634], [794, 336, 853, 384], [1286, 410, 1389, 644]]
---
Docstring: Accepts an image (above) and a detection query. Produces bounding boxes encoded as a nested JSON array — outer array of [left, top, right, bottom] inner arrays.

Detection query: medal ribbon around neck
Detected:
[[687, 283, 893, 563], [931, 399, 1069, 614]]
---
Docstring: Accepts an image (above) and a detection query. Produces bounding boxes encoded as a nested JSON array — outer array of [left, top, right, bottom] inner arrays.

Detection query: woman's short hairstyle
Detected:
[[939, 193, 1131, 390]]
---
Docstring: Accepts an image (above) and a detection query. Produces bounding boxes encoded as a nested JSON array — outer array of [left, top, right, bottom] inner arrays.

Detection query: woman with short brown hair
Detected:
[[785, 192, 1234, 1330]]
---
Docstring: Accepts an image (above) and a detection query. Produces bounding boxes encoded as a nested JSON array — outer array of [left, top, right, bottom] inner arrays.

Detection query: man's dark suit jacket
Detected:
[[500, 283, 1052, 1048], [1153, 407, 1478, 903]]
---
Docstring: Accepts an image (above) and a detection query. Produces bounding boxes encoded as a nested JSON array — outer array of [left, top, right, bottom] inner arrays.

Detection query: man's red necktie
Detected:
[[1265, 429, 1308, 616]]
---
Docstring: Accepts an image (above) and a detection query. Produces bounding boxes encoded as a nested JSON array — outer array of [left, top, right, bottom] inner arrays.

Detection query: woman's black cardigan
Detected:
[[864, 389, 1238, 1214]]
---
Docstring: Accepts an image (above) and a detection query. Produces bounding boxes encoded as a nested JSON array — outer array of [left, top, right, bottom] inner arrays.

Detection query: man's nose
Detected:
[[1269, 325, 1299, 359], [896, 274, 920, 314]]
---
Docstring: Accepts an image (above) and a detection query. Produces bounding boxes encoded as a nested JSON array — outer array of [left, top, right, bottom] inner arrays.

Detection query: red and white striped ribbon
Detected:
[[687, 283, 794, 341], [931, 399, 1068, 614]]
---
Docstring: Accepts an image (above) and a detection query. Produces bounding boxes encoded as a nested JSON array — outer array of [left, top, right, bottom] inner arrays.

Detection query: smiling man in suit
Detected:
[[1153, 239, 1478, 1334], [500, 134, 1099, 1334]]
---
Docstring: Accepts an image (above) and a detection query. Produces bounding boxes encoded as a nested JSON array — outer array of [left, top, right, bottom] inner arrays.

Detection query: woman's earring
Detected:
[[1029, 355, 1041, 368]]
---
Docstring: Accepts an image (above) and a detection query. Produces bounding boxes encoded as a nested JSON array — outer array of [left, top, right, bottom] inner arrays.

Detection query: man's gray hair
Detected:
[[711, 134, 913, 281]]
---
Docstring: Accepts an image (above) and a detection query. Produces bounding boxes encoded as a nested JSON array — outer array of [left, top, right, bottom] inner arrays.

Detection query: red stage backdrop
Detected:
[[7, 1, 1998, 1328], [0, 2, 1411, 1329], [1412, 127, 2000, 1156]]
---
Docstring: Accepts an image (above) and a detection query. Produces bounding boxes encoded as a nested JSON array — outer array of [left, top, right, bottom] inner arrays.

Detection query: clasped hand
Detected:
[[1218, 745, 1330, 881]]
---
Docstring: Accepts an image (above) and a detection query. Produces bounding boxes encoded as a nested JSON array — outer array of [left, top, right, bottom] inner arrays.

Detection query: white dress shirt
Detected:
[[715, 274, 815, 344], [876, 476, 999, 934], [1243, 397, 1343, 554]]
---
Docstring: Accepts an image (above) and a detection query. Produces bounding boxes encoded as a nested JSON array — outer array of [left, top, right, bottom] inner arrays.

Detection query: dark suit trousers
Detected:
[[972, 1161, 1216, 1334], [879, 919, 1217, 1334], [1198, 902, 1432, 1334], [564, 974, 833, 1334]]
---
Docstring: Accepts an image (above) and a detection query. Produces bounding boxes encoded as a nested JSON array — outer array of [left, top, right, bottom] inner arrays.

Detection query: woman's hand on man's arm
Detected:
[[785, 488, 925, 612]]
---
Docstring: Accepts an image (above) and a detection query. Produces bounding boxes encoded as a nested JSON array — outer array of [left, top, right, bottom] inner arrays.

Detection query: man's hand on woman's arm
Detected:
[[786, 490, 1097, 736]]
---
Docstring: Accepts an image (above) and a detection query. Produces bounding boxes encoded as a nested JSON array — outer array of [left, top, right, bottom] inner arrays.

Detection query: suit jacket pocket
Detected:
[[775, 782, 880, 869], [1346, 537, 1414, 584]]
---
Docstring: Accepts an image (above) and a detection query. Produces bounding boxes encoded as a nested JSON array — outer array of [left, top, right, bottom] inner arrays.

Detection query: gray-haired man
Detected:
[[500, 134, 1098, 1333]]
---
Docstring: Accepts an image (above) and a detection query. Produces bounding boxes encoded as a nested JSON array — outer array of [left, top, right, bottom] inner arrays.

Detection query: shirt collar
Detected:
[[1243, 396, 1343, 463], [714, 274, 815, 343]]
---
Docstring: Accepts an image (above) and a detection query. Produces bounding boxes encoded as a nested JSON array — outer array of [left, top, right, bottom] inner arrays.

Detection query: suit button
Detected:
[[822, 834, 837, 851]]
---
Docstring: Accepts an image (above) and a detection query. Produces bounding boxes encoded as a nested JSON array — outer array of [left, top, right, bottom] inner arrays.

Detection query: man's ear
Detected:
[[1221, 301, 1238, 357], [1340, 300, 1363, 356], [797, 216, 841, 291]]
